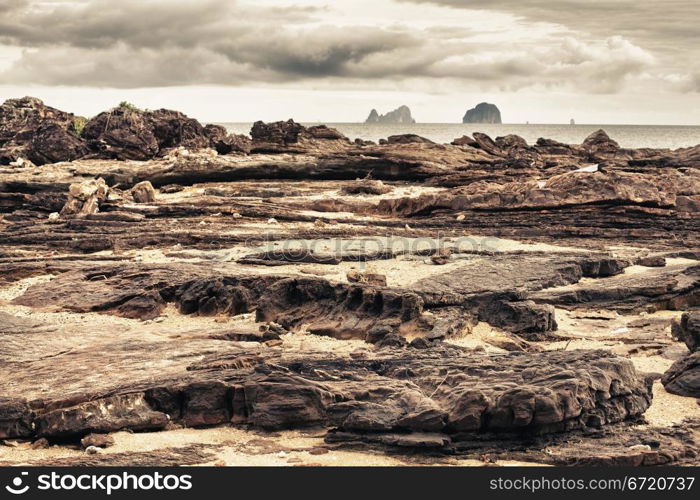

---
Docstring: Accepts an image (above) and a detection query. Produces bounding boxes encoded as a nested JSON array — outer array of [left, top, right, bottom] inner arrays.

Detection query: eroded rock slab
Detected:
[[0, 337, 653, 442]]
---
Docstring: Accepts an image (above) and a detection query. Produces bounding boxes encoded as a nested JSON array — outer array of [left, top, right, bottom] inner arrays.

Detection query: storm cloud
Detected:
[[0, 0, 664, 93]]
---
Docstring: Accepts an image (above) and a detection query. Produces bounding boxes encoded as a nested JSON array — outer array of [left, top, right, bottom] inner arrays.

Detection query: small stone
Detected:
[[267, 218, 278, 224], [431, 253, 451, 265], [131, 181, 157, 203], [85, 446, 102, 455], [31, 438, 50, 450], [81, 433, 115, 449], [347, 271, 387, 286], [308, 447, 329, 455], [276, 451, 287, 458], [628, 444, 652, 452]]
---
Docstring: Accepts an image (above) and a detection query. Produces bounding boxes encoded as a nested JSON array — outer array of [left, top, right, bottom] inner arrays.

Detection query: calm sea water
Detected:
[[219, 123, 700, 150]]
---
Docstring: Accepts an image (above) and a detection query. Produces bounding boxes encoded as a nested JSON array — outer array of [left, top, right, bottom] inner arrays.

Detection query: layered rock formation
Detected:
[[1, 97, 699, 465], [365, 105, 416, 124], [462, 102, 502, 124]]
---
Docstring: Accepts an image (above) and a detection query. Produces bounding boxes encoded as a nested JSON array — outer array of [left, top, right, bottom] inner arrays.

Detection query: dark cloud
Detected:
[[0, 0, 661, 92], [400, 0, 700, 52]]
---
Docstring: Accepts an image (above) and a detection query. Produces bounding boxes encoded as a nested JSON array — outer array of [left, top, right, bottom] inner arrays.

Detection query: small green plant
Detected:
[[70, 116, 87, 137], [118, 101, 141, 112]]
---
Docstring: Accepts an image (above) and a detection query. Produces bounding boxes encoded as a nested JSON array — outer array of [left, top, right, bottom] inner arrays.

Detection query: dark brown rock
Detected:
[[662, 352, 700, 398], [131, 181, 156, 203], [82, 106, 160, 160], [82, 105, 215, 160], [0, 97, 88, 165], [340, 179, 392, 195], [582, 129, 620, 159], [672, 312, 700, 352], [81, 433, 115, 449], [203, 124, 252, 154]]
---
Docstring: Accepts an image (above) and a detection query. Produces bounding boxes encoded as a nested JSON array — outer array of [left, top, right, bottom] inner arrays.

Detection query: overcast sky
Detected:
[[0, 0, 698, 124]]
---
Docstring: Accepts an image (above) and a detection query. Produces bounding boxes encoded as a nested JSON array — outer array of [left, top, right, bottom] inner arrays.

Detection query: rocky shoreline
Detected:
[[0, 97, 699, 466]]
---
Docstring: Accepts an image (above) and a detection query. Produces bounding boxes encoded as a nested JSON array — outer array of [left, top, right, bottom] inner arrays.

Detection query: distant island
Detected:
[[462, 102, 501, 124], [365, 105, 416, 124]]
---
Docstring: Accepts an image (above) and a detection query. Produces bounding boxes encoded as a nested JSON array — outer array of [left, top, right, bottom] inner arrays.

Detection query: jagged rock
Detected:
[[672, 312, 700, 352], [535, 137, 574, 155], [204, 124, 252, 154], [250, 120, 348, 153], [479, 300, 557, 335], [0, 398, 33, 439], [147, 109, 210, 151], [365, 105, 415, 124], [82, 107, 159, 160], [306, 125, 346, 140], [175, 278, 256, 317], [662, 352, 700, 398], [582, 129, 620, 159], [255, 277, 425, 340], [28, 122, 90, 165], [495, 134, 528, 149], [451, 135, 478, 147], [365, 109, 380, 123], [251, 119, 305, 145], [60, 178, 109, 217], [131, 181, 156, 203], [470, 132, 502, 155], [36, 393, 169, 438], [0, 97, 88, 165], [386, 134, 433, 145], [82, 105, 215, 160], [462, 103, 501, 124]]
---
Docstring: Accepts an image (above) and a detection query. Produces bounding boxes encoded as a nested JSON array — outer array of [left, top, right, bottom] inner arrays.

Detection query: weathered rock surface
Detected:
[[59, 178, 110, 217], [672, 312, 700, 352], [131, 180, 156, 203], [662, 352, 700, 398], [0, 331, 653, 441], [662, 312, 700, 398], [463, 102, 502, 124], [0, 97, 88, 165], [2, 99, 700, 464], [82, 105, 222, 160]]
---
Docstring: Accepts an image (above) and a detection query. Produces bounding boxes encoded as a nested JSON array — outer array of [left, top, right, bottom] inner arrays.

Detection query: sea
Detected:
[[219, 123, 700, 150]]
